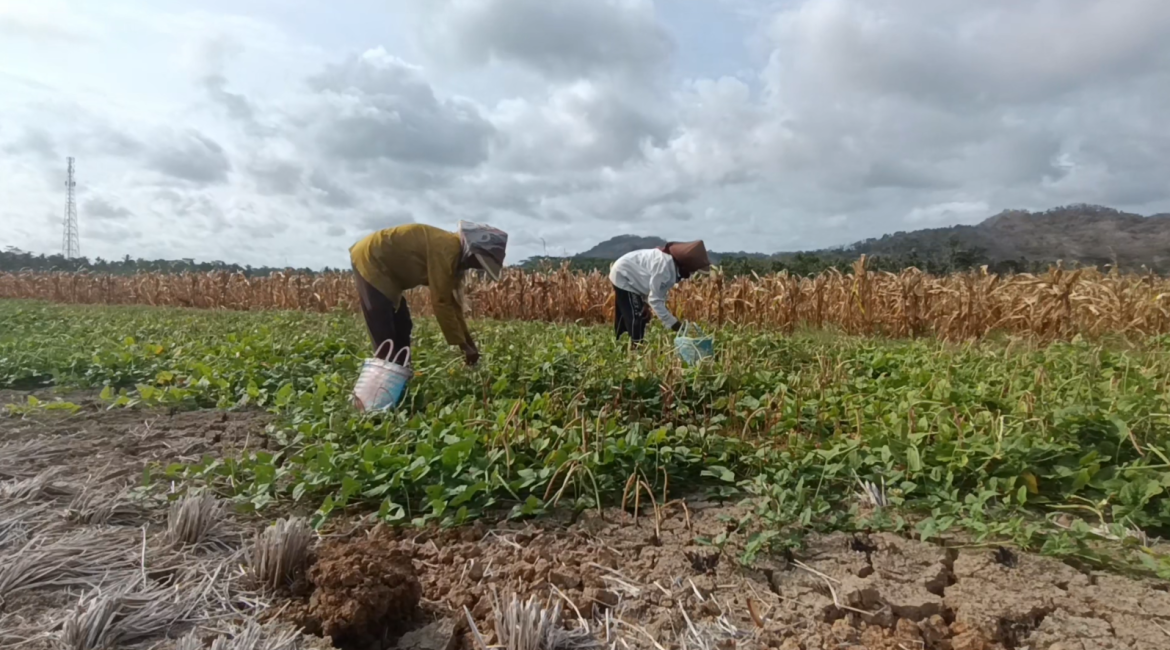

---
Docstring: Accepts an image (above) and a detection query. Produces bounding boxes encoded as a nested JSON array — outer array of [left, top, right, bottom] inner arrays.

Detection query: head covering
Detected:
[[457, 220, 509, 281], [659, 240, 711, 279]]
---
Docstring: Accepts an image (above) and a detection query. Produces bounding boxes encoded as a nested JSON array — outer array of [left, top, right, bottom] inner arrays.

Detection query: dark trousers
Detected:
[[613, 285, 650, 345], [354, 268, 412, 360]]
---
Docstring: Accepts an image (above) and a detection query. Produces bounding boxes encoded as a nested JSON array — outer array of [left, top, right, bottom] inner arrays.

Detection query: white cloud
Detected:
[[0, 2, 102, 42]]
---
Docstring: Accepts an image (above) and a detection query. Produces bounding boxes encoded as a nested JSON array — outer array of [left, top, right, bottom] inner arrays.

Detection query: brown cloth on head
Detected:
[[658, 241, 711, 279]]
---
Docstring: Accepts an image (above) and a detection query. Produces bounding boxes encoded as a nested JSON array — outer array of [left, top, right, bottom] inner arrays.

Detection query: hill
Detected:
[[574, 235, 668, 259], [573, 236, 766, 264], [841, 204, 1170, 272], [544, 204, 1170, 275]]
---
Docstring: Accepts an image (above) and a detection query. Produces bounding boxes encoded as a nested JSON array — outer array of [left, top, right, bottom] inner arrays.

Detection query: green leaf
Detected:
[[906, 445, 922, 473], [701, 466, 735, 482]]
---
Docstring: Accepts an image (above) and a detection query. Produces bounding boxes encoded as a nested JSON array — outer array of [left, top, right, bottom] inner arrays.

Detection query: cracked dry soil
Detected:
[[294, 506, 1170, 650]]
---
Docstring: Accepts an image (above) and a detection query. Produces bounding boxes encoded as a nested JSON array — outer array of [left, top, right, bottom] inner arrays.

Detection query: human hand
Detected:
[[461, 343, 480, 366], [671, 320, 684, 333]]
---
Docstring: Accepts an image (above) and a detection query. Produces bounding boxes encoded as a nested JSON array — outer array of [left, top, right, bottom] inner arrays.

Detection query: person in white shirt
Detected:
[[608, 241, 712, 346]]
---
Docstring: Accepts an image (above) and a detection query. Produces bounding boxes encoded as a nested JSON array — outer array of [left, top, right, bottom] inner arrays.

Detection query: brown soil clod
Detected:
[[849, 533, 878, 559], [993, 546, 1018, 569], [684, 549, 720, 575], [993, 606, 1051, 649], [292, 534, 423, 650]]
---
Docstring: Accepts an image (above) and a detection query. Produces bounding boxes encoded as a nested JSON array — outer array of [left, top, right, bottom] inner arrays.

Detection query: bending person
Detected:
[[349, 221, 508, 366], [609, 241, 711, 346]]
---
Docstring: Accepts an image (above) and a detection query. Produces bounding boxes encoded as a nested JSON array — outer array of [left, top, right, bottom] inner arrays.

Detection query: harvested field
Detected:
[[0, 394, 317, 650], [2, 400, 1168, 650]]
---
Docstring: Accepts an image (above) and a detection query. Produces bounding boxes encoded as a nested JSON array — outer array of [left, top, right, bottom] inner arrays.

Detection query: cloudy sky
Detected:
[[2, 0, 1169, 268]]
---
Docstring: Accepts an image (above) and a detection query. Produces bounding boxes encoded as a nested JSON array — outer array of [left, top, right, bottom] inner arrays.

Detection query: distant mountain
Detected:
[[562, 205, 1170, 273], [572, 235, 767, 264], [839, 204, 1170, 272], [574, 235, 668, 259]]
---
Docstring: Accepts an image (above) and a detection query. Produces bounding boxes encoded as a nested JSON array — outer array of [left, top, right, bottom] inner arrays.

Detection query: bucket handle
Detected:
[[680, 321, 705, 338], [373, 339, 395, 361], [391, 346, 411, 367]]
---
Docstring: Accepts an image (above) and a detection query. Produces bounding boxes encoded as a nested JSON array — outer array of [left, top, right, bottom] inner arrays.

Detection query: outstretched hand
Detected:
[[671, 320, 684, 333], [461, 343, 480, 366]]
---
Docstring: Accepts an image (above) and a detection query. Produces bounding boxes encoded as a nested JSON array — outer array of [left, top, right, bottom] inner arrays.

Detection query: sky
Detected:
[[2, 0, 1170, 269]]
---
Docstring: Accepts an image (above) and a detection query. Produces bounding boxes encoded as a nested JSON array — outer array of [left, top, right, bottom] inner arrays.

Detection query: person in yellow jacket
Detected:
[[349, 221, 508, 366]]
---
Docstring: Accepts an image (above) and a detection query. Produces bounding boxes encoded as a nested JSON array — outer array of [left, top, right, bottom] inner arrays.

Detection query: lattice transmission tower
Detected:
[[61, 157, 80, 259]]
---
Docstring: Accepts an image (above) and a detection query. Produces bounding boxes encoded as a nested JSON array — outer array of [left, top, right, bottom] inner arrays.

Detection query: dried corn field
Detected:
[[2, 258, 1169, 341]]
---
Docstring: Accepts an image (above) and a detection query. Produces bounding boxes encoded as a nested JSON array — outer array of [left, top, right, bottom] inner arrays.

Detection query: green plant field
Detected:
[[2, 300, 1169, 576]]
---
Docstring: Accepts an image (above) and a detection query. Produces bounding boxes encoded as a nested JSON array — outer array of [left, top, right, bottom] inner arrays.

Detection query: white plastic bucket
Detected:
[[352, 340, 413, 412]]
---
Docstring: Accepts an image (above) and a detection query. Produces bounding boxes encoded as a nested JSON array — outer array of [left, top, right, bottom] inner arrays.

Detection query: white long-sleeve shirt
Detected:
[[608, 249, 680, 328]]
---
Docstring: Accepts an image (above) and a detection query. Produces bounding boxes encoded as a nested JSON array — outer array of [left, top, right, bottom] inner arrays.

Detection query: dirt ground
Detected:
[[1, 392, 1168, 650]]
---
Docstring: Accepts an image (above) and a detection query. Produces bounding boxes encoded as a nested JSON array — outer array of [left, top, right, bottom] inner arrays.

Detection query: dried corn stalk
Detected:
[[3, 262, 1169, 341]]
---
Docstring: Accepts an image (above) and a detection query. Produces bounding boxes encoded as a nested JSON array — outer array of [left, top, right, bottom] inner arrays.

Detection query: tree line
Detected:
[[519, 238, 1056, 277], [0, 247, 335, 277], [0, 241, 1095, 280]]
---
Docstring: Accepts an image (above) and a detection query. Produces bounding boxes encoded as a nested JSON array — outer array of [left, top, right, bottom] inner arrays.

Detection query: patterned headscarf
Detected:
[[457, 220, 509, 280]]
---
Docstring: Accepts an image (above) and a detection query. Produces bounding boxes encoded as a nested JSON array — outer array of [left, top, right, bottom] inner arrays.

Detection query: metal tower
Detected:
[[61, 157, 80, 259]]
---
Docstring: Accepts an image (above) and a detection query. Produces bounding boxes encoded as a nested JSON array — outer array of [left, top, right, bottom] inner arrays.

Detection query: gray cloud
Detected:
[[492, 80, 672, 172], [152, 190, 229, 233], [84, 196, 133, 221], [221, 198, 292, 240], [83, 128, 143, 158], [147, 130, 232, 184], [189, 33, 245, 78], [426, 0, 674, 81], [307, 170, 356, 209], [3, 127, 57, 160], [7, 100, 145, 160], [306, 49, 495, 168], [86, 222, 141, 243], [250, 158, 303, 195], [356, 209, 416, 234], [203, 74, 256, 124], [862, 160, 950, 191], [427, 172, 577, 222], [641, 203, 694, 223], [765, 0, 1170, 109]]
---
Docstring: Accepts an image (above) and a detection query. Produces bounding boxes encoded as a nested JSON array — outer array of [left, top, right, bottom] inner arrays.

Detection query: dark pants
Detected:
[[354, 268, 412, 360], [613, 285, 650, 345]]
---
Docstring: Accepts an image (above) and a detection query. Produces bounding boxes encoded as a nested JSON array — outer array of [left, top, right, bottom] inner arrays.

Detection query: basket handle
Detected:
[[374, 339, 395, 360], [680, 321, 705, 338], [391, 345, 412, 367]]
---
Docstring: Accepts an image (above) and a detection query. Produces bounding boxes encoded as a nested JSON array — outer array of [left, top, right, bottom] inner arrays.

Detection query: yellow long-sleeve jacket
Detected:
[[349, 224, 472, 347]]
